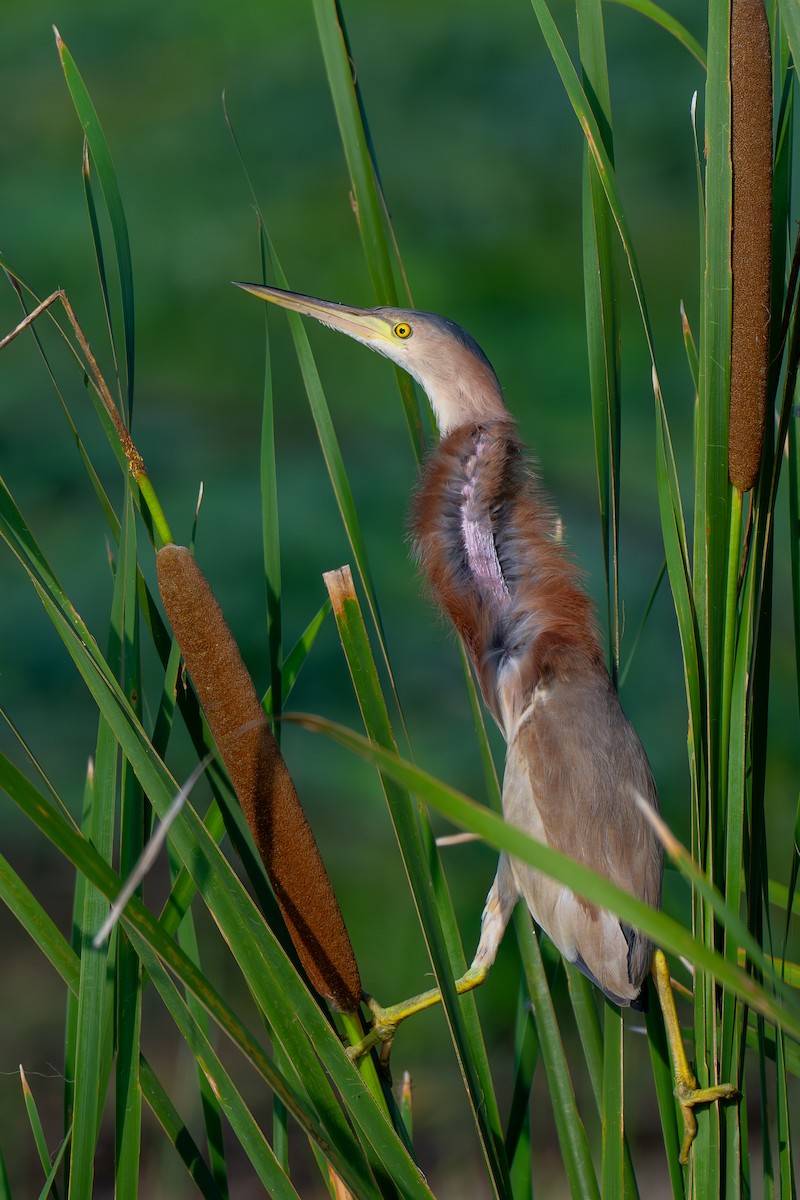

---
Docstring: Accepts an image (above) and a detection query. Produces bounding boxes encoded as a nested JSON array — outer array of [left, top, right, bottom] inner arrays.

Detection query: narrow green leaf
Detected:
[[720, 501, 753, 1113], [645, 988, 684, 1198], [134, 937, 303, 1200], [757, 1018, 775, 1194], [166, 840, 228, 1192], [1, 680, 432, 1200], [528, 0, 659, 372], [566, 965, 604, 1099], [82, 141, 123, 406], [139, 1059, 226, 1200], [69, 544, 126, 1199], [566, 968, 639, 1198], [680, 302, 700, 396], [786, 391, 800, 952], [749, 1017, 800, 1075], [577, 0, 622, 682], [265, 597, 331, 709], [69, 761, 114, 1200], [777, 0, 800, 73], [606, 0, 707, 67], [56, 29, 135, 413], [692, 7, 734, 1186], [771, 879, 800, 921], [694, 0, 733, 807], [0, 474, 117, 686], [20, 1068, 57, 1197], [0, 755, 396, 1199], [311, 0, 426, 457], [255, 219, 283, 733], [3, 273, 121, 536], [258, 235, 414, 748], [311, 0, 397, 301], [506, 979, 537, 1199], [115, 486, 144, 1200], [251, 215, 290, 1171], [63, 763, 92, 1185], [601, 1001, 625, 1200], [225, 104, 411, 748], [775, 1030, 795, 1200], [291, 713, 800, 1037], [3, 818, 229, 1200], [35, 1131, 71, 1200], [0, 849, 79, 990], [516, 912, 600, 1200], [653, 398, 704, 800], [618, 561, 666, 690], [324, 567, 512, 1198], [0, 1146, 11, 1200]]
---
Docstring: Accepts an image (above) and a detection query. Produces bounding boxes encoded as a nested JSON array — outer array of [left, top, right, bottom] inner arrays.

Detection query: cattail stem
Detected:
[[728, 0, 773, 492], [136, 474, 172, 547], [157, 544, 362, 1012]]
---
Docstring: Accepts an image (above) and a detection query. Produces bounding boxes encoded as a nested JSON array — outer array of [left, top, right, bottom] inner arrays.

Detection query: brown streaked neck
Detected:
[[412, 422, 603, 735]]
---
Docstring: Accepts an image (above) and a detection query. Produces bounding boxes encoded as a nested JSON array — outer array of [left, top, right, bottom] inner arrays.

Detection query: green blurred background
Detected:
[[1, 0, 796, 1194]]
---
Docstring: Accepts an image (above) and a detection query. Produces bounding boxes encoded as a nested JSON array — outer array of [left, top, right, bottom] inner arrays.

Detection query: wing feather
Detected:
[[501, 668, 662, 1001]]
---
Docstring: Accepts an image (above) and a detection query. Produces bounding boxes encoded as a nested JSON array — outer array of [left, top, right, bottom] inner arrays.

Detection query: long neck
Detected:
[[411, 420, 603, 738]]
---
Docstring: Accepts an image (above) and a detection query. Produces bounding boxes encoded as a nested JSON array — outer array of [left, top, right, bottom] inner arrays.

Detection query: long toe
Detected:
[[675, 1080, 740, 1164]]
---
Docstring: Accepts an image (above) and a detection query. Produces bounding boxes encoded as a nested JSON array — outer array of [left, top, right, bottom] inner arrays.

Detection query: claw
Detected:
[[651, 949, 740, 1164], [675, 1076, 741, 1164], [346, 1000, 399, 1062], [346, 965, 489, 1064]]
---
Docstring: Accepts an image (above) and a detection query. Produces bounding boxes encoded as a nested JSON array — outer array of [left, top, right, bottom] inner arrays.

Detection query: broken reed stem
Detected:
[[0, 282, 171, 545], [728, 0, 773, 493], [157, 543, 362, 1012]]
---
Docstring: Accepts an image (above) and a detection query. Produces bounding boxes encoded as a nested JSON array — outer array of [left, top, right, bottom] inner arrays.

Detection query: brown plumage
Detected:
[[412, 421, 602, 732], [157, 543, 362, 1012], [412, 417, 661, 1004], [236, 283, 663, 1008]]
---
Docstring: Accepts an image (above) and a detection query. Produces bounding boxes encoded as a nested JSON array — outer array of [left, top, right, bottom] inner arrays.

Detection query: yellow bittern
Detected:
[[237, 283, 737, 1161]]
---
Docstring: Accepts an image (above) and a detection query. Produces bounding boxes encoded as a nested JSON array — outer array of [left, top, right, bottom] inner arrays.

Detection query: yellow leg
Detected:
[[347, 965, 488, 1062], [651, 949, 739, 1164]]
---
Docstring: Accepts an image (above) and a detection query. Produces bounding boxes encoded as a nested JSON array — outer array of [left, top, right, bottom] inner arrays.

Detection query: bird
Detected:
[[237, 282, 737, 1160]]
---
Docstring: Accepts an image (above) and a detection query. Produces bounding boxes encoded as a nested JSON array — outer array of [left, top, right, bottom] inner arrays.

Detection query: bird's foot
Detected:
[[651, 950, 740, 1164], [346, 995, 402, 1063], [346, 965, 489, 1063], [674, 1072, 740, 1165]]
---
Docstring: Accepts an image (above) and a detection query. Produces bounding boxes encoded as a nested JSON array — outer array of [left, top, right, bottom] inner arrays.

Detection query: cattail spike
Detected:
[[157, 544, 362, 1012], [729, 0, 773, 492]]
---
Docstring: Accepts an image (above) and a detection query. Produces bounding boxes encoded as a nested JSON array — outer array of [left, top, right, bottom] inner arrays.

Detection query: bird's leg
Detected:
[[347, 966, 490, 1062], [347, 858, 518, 1063], [651, 949, 739, 1164]]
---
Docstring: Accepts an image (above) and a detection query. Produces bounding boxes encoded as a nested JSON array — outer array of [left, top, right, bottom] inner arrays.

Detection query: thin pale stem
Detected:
[[718, 486, 743, 822], [1, 286, 172, 546], [0, 288, 63, 351]]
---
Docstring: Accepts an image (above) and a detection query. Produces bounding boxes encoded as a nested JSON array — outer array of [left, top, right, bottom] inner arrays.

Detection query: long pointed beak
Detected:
[[234, 282, 392, 345]]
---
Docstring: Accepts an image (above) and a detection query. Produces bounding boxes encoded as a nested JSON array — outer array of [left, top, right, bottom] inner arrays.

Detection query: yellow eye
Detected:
[[393, 322, 412, 339]]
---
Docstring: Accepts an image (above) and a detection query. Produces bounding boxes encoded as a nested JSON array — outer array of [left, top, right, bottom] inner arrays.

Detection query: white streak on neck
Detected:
[[460, 433, 509, 608]]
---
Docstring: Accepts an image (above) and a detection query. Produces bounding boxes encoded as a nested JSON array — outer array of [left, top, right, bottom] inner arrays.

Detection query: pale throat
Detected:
[[423, 369, 505, 437]]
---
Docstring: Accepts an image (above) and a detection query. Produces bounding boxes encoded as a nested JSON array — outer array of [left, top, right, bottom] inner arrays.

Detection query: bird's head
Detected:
[[235, 283, 507, 436]]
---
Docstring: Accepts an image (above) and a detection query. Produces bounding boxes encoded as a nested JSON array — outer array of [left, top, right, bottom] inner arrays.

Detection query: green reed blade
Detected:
[[56, 30, 135, 416]]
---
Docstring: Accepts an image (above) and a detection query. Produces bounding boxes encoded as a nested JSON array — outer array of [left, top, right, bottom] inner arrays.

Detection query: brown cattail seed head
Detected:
[[729, 0, 773, 492], [157, 544, 362, 1012]]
